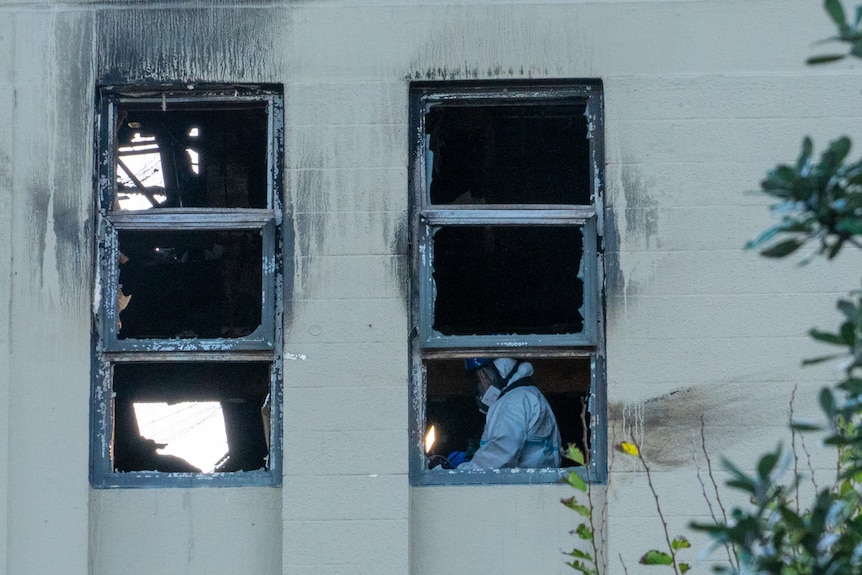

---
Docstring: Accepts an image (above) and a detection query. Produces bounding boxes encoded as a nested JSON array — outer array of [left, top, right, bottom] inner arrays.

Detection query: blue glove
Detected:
[[447, 451, 467, 467]]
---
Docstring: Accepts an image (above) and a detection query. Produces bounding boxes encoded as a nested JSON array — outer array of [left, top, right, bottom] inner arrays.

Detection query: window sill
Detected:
[[410, 465, 601, 486], [92, 469, 281, 489]]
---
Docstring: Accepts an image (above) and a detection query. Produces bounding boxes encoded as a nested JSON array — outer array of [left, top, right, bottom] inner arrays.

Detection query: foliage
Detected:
[[562, 441, 693, 575], [690, 2, 862, 574], [562, 2, 862, 573], [745, 136, 862, 262], [808, 0, 862, 64], [562, 445, 601, 575]]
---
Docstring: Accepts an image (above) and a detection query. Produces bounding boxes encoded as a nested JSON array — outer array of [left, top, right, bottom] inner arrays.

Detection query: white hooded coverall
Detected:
[[458, 359, 562, 470]]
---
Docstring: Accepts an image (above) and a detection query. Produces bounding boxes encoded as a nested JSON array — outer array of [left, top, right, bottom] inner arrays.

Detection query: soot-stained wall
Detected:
[[97, 8, 288, 84], [3, 2, 862, 575]]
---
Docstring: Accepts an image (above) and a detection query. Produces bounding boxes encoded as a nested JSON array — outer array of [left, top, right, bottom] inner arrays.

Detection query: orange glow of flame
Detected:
[[424, 425, 436, 454]]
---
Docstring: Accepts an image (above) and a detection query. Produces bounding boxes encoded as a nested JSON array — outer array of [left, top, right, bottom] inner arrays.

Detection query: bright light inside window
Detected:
[[117, 153, 164, 188], [188, 127, 199, 137], [116, 151, 166, 210], [187, 148, 200, 174], [134, 402, 228, 473], [116, 192, 167, 211], [130, 132, 156, 143]]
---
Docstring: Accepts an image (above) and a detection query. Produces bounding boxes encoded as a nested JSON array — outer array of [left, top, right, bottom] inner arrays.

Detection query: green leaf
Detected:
[[809, 328, 847, 345], [745, 224, 784, 250], [575, 523, 593, 541], [840, 321, 856, 345], [640, 550, 673, 565], [807, 54, 848, 64], [838, 377, 862, 394], [825, 0, 847, 28], [565, 560, 597, 575], [565, 471, 587, 492], [565, 444, 586, 466], [837, 299, 858, 321], [826, 137, 853, 166], [778, 507, 806, 531], [726, 479, 758, 493], [767, 165, 798, 189], [671, 536, 691, 551], [561, 497, 591, 517], [836, 217, 862, 235], [802, 353, 844, 365], [688, 520, 727, 535], [757, 451, 778, 479], [566, 548, 593, 561], [820, 387, 836, 415], [797, 137, 814, 172], [680, 563, 691, 574], [827, 239, 844, 259], [790, 421, 822, 432], [760, 238, 803, 258]]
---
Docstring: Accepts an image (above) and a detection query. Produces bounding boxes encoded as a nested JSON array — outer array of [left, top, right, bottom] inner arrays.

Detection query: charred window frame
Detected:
[[408, 81, 607, 485], [91, 85, 284, 488]]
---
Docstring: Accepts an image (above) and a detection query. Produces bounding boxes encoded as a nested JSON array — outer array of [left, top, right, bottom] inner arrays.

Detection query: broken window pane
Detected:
[[113, 362, 270, 473], [134, 402, 228, 473], [431, 225, 584, 336], [114, 104, 269, 210], [425, 104, 591, 205], [117, 230, 263, 339], [423, 358, 591, 468]]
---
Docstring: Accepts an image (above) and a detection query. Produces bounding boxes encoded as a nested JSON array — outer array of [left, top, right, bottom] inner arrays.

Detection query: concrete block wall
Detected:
[[1, 1, 861, 574]]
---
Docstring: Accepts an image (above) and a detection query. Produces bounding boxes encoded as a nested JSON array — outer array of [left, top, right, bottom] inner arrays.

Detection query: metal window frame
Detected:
[[90, 85, 284, 488], [97, 217, 277, 353], [408, 80, 607, 486], [417, 214, 598, 349]]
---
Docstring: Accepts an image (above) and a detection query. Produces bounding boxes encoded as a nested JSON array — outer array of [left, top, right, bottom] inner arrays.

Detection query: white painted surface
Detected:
[[0, 1, 860, 574], [0, 16, 13, 575]]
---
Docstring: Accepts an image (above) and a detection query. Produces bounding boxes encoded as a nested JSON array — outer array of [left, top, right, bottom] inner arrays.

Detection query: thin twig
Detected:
[[790, 384, 801, 513], [700, 415, 737, 570], [581, 404, 601, 575], [633, 433, 681, 575], [798, 431, 817, 493], [693, 444, 736, 569], [618, 553, 629, 575]]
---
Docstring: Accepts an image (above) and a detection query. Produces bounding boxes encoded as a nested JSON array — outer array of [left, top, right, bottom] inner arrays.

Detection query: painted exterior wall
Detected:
[[1, 1, 861, 574]]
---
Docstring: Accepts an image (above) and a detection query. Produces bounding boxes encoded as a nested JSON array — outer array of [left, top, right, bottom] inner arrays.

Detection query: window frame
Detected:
[[90, 85, 284, 488], [408, 80, 607, 485]]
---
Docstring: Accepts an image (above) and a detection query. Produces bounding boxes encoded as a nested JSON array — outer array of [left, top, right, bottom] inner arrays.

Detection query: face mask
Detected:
[[476, 385, 501, 414]]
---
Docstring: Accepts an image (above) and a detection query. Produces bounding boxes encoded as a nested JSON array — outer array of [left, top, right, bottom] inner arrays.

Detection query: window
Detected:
[[408, 81, 606, 485], [91, 85, 283, 487]]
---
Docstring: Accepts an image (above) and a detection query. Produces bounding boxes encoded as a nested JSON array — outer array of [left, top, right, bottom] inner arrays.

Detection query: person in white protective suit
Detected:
[[456, 357, 561, 470]]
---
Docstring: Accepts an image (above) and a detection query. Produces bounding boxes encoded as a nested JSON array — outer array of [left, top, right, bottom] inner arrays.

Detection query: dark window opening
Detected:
[[410, 82, 604, 485], [117, 230, 263, 339], [423, 358, 592, 467], [425, 104, 591, 205], [112, 362, 270, 473], [431, 225, 585, 336], [115, 105, 269, 211], [93, 87, 283, 488]]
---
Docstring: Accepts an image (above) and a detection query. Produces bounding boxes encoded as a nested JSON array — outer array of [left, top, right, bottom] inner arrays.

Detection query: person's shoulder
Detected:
[[502, 383, 542, 402]]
